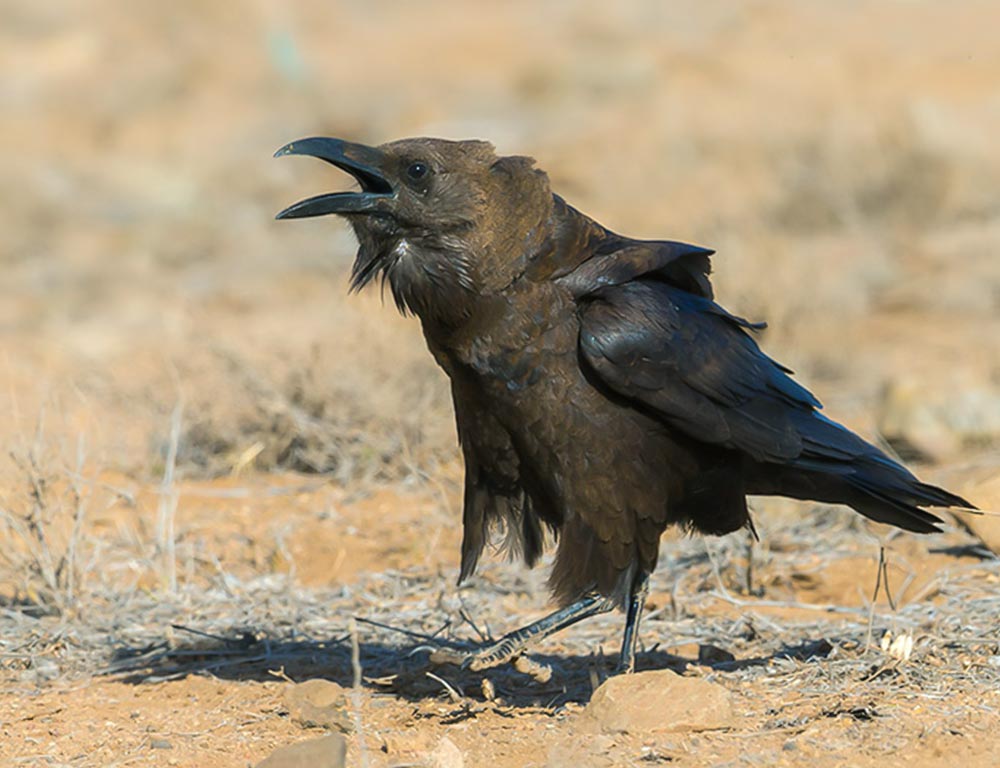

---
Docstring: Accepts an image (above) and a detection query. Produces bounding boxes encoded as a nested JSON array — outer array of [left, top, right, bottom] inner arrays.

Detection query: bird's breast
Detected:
[[463, 301, 576, 394], [435, 299, 686, 545]]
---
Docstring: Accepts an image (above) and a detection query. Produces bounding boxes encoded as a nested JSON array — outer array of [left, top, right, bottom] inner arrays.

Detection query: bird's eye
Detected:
[[406, 161, 429, 181]]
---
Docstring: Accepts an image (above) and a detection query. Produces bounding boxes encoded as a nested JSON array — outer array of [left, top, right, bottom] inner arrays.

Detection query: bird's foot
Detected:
[[461, 639, 523, 671], [429, 594, 612, 674], [428, 640, 521, 671]]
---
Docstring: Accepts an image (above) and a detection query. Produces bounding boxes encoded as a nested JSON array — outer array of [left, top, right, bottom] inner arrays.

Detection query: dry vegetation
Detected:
[[2, 1, 1000, 766]]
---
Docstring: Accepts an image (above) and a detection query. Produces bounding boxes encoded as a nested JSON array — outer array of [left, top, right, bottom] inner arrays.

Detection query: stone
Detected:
[[877, 378, 960, 462], [283, 679, 353, 734], [427, 736, 464, 768], [380, 729, 436, 757], [149, 738, 173, 749], [955, 471, 1000, 555], [583, 670, 733, 734], [255, 734, 346, 768], [697, 644, 736, 665], [877, 376, 1000, 464]]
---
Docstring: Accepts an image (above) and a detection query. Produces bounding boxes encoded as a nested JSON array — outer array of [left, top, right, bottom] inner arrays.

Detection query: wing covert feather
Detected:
[[579, 281, 818, 462]]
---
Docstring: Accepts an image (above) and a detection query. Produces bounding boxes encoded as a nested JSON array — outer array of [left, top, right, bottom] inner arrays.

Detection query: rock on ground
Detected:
[[583, 670, 733, 734], [877, 376, 1000, 463], [283, 679, 353, 733], [427, 736, 465, 768], [255, 734, 346, 768], [698, 644, 736, 665], [957, 471, 1000, 554]]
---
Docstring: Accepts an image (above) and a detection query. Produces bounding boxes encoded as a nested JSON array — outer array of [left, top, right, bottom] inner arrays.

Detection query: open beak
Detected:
[[274, 137, 396, 219]]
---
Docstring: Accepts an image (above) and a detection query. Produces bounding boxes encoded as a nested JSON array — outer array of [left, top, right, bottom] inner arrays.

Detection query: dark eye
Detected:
[[406, 161, 429, 181]]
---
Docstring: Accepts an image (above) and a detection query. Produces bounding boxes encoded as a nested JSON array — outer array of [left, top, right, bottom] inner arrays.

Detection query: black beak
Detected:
[[274, 137, 396, 219]]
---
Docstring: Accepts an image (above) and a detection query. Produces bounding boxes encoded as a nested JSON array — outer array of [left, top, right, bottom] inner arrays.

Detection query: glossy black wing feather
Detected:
[[580, 280, 816, 463], [558, 240, 716, 300], [578, 280, 973, 532]]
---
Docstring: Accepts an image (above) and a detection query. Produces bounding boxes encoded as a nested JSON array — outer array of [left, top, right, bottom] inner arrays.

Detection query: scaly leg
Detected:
[[459, 593, 613, 671], [616, 570, 650, 674]]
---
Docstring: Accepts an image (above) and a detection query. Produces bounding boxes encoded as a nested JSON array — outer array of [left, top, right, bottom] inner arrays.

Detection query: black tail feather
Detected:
[[846, 477, 945, 533], [749, 411, 976, 534]]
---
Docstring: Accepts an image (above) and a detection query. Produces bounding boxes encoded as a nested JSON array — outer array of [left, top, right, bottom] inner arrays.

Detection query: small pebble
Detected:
[[481, 678, 496, 701], [698, 644, 736, 665], [283, 679, 353, 733]]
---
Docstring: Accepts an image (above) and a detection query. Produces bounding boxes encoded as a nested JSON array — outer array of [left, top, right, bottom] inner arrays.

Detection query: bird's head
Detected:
[[276, 136, 553, 325]]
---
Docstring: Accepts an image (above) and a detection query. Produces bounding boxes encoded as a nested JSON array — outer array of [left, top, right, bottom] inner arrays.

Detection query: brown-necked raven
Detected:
[[275, 136, 972, 673]]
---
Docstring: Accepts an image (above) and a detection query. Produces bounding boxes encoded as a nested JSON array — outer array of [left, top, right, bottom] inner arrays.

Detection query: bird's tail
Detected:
[[753, 412, 975, 533], [834, 457, 970, 532]]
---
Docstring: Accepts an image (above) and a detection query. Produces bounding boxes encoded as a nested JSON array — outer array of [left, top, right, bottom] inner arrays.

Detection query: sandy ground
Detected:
[[2, 1, 1000, 766], [2, 476, 999, 767]]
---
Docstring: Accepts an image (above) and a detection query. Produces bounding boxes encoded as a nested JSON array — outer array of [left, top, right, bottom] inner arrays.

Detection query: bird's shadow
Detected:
[[105, 624, 835, 709]]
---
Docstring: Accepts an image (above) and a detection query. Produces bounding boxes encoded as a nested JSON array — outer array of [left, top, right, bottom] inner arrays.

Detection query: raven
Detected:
[[276, 136, 972, 673]]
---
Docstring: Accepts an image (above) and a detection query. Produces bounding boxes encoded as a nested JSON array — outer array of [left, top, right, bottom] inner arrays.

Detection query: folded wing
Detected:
[[577, 280, 971, 533]]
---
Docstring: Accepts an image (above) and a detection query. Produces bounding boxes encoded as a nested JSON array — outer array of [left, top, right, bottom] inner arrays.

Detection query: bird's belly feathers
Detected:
[[463, 319, 690, 528], [463, 335, 697, 597]]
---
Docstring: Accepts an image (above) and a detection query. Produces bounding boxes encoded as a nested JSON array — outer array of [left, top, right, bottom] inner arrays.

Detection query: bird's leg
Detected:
[[458, 593, 613, 671], [616, 570, 650, 674]]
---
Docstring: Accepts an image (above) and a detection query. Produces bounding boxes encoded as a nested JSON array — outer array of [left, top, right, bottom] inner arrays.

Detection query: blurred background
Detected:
[[2, 0, 1000, 544], [3, 4, 1000, 763]]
